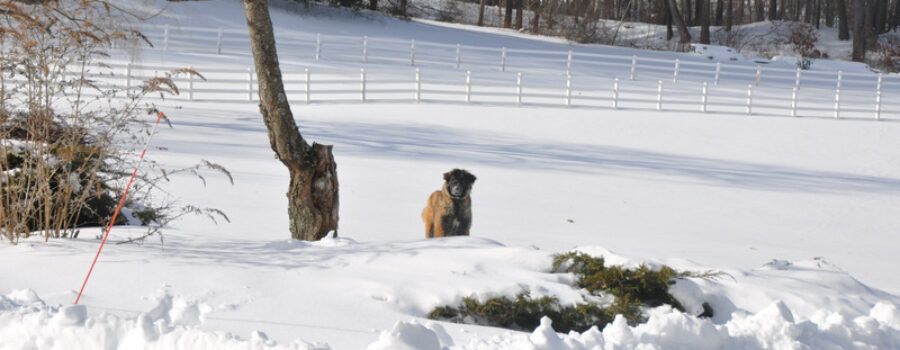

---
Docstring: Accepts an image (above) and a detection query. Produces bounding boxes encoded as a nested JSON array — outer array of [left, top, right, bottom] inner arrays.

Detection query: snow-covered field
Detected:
[[1, 0, 899, 349]]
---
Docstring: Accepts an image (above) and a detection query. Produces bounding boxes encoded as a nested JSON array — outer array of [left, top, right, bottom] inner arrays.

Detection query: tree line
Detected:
[[309, 0, 899, 62]]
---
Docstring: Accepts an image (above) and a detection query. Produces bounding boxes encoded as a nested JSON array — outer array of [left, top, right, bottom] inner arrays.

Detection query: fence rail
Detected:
[[140, 24, 899, 93], [41, 61, 894, 121]]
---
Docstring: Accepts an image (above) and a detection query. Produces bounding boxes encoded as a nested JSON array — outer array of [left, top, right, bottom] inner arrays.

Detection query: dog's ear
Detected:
[[443, 171, 452, 181], [465, 172, 476, 184]]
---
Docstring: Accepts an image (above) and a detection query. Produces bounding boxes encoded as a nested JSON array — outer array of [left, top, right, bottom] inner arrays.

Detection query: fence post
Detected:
[[410, 39, 416, 66], [216, 27, 223, 55], [791, 86, 798, 117], [834, 70, 842, 119], [630, 55, 637, 80], [795, 67, 802, 88], [565, 74, 572, 106], [875, 74, 883, 120], [754, 65, 762, 86], [125, 63, 132, 96], [455, 44, 461, 69], [566, 50, 573, 75], [701, 82, 708, 112], [189, 65, 194, 101], [163, 24, 169, 52], [415, 68, 421, 103], [305, 68, 310, 104], [746, 84, 753, 115], [516, 72, 523, 105], [361, 68, 366, 102], [656, 80, 663, 111], [613, 78, 620, 109], [673, 59, 680, 83], [465, 70, 471, 103], [247, 67, 253, 102], [362, 35, 368, 63], [500, 47, 507, 72], [714, 62, 721, 86], [315, 33, 321, 61]]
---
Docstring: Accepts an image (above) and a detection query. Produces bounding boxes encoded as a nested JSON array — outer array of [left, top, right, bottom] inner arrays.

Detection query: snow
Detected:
[[1, 0, 899, 349]]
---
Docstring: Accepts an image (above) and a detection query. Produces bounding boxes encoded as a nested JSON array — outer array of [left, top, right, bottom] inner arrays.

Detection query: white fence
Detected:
[[143, 24, 899, 94], [94, 61, 895, 120]]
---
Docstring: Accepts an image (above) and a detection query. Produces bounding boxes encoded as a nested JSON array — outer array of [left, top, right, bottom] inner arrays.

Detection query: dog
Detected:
[[422, 169, 476, 238]]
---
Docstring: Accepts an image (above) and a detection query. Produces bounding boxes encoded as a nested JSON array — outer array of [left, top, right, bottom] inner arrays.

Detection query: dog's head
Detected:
[[443, 169, 476, 198]]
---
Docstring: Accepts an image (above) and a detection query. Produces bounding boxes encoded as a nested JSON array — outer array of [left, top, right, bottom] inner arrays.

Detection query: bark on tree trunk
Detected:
[[666, 0, 693, 42], [757, 0, 766, 20], [727, 0, 733, 29], [768, 0, 777, 19], [684, 0, 694, 25], [825, 0, 834, 27], [701, 0, 711, 43], [715, 0, 724, 24], [814, 0, 821, 28], [477, 0, 486, 26], [505, 0, 513, 27], [666, 0, 675, 39], [852, 0, 866, 61], [737, 0, 745, 24], [837, 0, 849, 38], [368, 0, 377, 11], [515, 0, 524, 29], [893, 0, 900, 30], [241, 0, 339, 241], [400, 0, 408, 17]]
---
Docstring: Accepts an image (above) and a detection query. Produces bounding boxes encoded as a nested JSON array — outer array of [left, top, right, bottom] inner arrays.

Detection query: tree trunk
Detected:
[[505, 0, 513, 27], [825, 0, 834, 27], [515, 0, 524, 29], [852, 0, 866, 61], [737, 0, 745, 24], [837, 0, 849, 38], [768, 0, 777, 19], [727, 0, 733, 29], [241, 0, 339, 241], [663, 0, 675, 38], [666, 0, 692, 42], [701, 0, 711, 43], [864, 0, 876, 46], [893, 0, 900, 30], [696, 0, 704, 24], [400, 0, 408, 17], [814, 0, 821, 27], [684, 0, 694, 25], [478, 0, 486, 26], [756, 0, 766, 20], [368, 0, 377, 11], [715, 0, 724, 24]]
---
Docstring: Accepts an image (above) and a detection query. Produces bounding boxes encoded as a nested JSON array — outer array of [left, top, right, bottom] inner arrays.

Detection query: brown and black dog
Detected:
[[422, 169, 476, 238]]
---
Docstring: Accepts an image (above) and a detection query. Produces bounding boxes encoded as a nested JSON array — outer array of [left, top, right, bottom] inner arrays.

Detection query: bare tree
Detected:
[[478, 0, 486, 25], [837, 0, 850, 39], [515, 0, 524, 29], [241, 0, 339, 241], [852, 0, 867, 61], [666, 0, 692, 42], [701, 0, 711, 43]]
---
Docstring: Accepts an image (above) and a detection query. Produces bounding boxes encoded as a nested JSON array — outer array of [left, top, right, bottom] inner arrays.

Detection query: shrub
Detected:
[[0, 1, 219, 243], [429, 252, 719, 332]]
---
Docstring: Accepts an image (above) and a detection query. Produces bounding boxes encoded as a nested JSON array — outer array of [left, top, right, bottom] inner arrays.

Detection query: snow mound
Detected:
[[377, 304, 900, 349], [367, 320, 449, 350], [0, 291, 329, 350]]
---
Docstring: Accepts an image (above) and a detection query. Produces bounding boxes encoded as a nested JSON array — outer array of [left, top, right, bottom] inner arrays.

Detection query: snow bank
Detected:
[[378, 303, 900, 350], [0, 290, 329, 350]]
